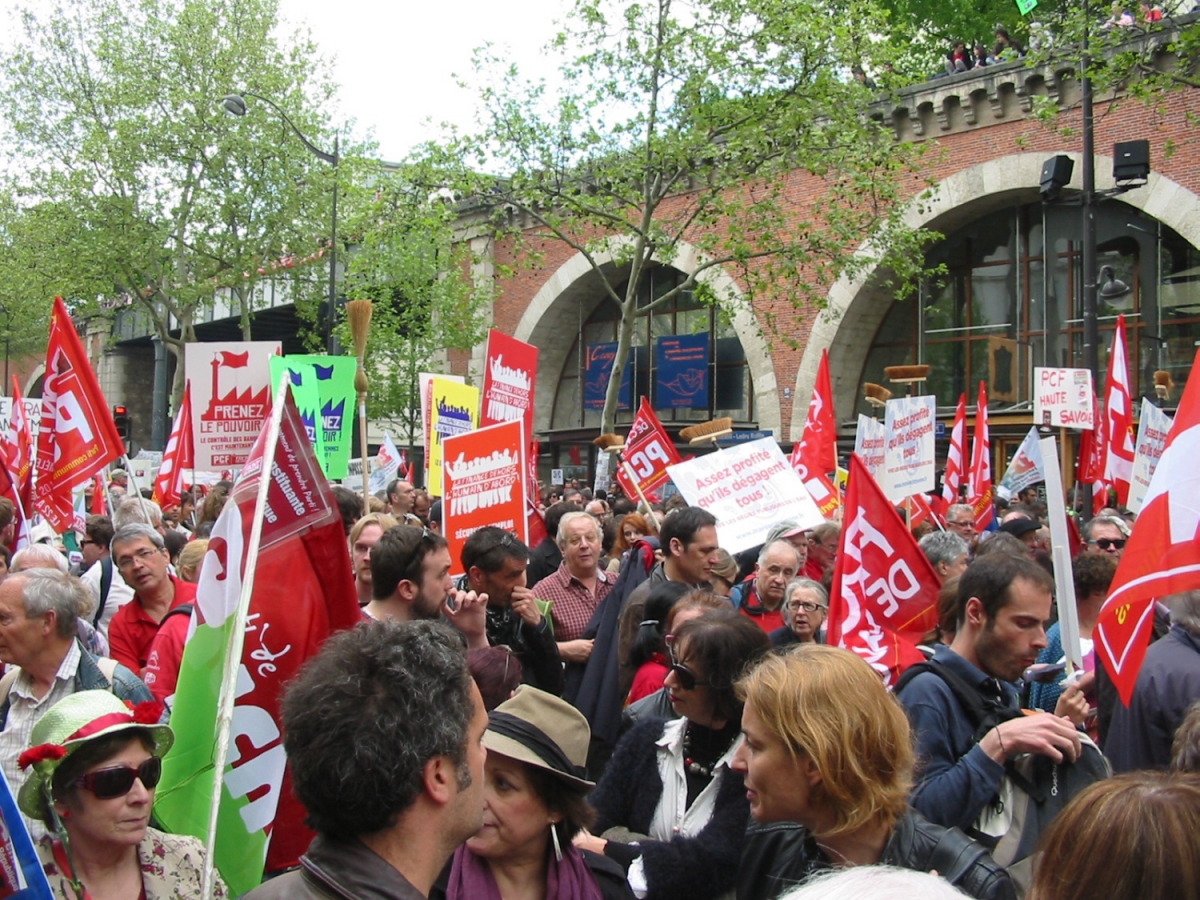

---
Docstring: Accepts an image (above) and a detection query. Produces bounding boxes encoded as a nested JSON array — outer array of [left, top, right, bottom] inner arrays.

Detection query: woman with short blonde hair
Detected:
[[733, 646, 1014, 900]]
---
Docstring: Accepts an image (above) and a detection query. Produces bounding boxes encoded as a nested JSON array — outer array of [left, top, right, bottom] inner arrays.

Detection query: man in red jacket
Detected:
[[107, 524, 196, 676]]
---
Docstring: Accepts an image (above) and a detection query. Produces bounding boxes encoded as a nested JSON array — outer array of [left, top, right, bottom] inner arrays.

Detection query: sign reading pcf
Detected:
[[1034, 367, 1095, 430]]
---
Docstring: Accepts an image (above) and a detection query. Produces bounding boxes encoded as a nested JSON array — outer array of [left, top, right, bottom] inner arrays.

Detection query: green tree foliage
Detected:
[[0, 0, 346, 404], [440, 0, 935, 435], [339, 166, 492, 449]]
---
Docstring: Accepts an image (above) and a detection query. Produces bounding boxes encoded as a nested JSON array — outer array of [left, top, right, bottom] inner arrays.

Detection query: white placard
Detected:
[[551, 468, 564, 485], [186, 340, 282, 471], [1040, 436, 1083, 674], [854, 414, 886, 482], [1034, 367, 1095, 430], [0, 398, 41, 439], [882, 395, 936, 502], [1128, 399, 1174, 514], [667, 438, 824, 554]]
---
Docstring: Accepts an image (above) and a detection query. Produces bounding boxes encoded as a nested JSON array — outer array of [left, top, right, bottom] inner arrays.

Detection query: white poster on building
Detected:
[[185, 341, 282, 471], [667, 438, 824, 554], [1127, 399, 1174, 514], [854, 414, 886, 482], [882, 395, 936, 502], [1034, 367, 1095, 430]]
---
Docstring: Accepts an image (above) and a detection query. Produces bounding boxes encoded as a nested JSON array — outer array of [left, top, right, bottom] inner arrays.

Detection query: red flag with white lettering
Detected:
[[1095, 348, 1200, 706], [615, 397, 682, 503], [152, 381, 194, 510], [2, 377, 34, 516], [33, 297, 126, 531], [968, 382, 995, 531], [791, 349, 840, 516], [828, 454, 941, 687], [1103, 314, 1135, 507], [941, 393, 967, 511]]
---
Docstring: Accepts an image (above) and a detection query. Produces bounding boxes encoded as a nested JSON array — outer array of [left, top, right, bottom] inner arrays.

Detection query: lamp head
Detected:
[[1099, 265, 1132, 301], [222, 94, 248, 117]]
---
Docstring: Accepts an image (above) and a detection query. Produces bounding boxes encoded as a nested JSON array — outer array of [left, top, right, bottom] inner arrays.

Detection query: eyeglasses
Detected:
[[668, 648, 709, 691], [1089, 538, 1126, 551], [786, 601, 828, 613], [74, 757, 162, 799], [115, 547, 161, 571], [947, 520, 975, 529]]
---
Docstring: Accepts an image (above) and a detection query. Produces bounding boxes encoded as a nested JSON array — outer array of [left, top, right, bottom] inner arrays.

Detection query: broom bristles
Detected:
[[346, 300, 374, 358]]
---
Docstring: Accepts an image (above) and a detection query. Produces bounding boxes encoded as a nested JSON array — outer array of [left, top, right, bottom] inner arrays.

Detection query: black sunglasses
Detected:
[[668, 648, 709, 691], [74, 757, 162, 799], [1089, 538, 1126, 551]]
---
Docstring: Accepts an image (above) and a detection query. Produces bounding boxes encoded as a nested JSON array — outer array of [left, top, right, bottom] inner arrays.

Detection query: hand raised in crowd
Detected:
[[981, 711, 1082, 765], [444, 589, 489, 650], [1053, 671, 1094, 728], [558, 638, 594, 664], [509, 585, 544, 628]]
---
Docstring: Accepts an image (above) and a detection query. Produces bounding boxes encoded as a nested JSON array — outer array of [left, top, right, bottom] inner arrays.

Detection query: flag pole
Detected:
[[1039, 435, 1083, 677], [620, 461, 660, 531], [199, 373, 290, 900]]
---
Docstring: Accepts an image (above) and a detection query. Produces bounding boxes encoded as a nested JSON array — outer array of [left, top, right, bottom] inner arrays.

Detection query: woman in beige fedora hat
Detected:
[[18, 689, 226, 900], [434, 685, 633, 900]]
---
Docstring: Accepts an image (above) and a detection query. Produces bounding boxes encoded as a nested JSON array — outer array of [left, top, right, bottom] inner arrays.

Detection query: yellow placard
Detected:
[[427, 377, 480, 496]]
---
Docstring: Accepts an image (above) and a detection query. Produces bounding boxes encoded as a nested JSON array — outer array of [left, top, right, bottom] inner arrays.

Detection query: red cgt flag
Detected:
[[34, 297, 126, 531], [968, 381, 995, 531], [1, 377, 34, 516], [791, 348, 840, 516], [152, 381, 194, 510], [940, 393, 967, 511], [829, 454, 942, 687], [1094, 349, 1200, 706], [1103, 314, 1136, 508], [616, 397, 681, 503]]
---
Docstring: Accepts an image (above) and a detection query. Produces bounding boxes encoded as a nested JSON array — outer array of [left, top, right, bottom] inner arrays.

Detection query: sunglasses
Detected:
[[668, 648, 709, 691], [74, 757, 162, 800], [1089, 538, 1126, 551]]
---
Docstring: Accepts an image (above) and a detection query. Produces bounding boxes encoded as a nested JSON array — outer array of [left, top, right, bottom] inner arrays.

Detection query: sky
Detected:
[[275, 0, 571, 162]]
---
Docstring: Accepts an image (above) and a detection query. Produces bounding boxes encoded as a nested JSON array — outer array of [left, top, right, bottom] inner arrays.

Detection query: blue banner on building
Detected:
[[655, 334, 710, 409], [584, 342, 633, 410]]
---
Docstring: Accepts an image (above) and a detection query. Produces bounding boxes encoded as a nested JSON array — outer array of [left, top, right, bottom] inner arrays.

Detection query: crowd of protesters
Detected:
[[0, 460, 1198, 900]]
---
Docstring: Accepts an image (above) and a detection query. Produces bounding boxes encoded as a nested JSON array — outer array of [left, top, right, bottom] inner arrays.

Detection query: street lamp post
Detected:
[[222, 92, 340, 353]]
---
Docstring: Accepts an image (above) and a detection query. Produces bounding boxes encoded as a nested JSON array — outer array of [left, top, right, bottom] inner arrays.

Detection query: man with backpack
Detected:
[[896, 554, 1097, 876]]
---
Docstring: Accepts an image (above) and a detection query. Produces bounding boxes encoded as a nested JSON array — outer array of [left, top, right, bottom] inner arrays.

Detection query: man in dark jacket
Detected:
[[1106, 590, 1200, 772], [244, 621, 488, 900]]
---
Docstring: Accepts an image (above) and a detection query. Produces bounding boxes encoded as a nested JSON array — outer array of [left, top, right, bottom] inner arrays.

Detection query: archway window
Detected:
[[856, 201, 1193, 415], [550, 266, 754, 431]]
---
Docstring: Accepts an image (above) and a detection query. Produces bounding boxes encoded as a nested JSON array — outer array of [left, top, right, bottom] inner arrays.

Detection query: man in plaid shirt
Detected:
[[534, 511, 614, 666]]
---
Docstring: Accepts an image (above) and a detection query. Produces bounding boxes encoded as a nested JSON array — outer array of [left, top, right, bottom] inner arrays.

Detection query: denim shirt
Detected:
[[896, 644, 1016, 831]]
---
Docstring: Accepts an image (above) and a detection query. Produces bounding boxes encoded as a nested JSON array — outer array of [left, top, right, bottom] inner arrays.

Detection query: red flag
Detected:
[[527, 499, 548, 547], [218, 350, 250, 367], [1076, 390, 1106, 483], [1103, 315, 1135, 507], [91, 474, 107, 515], [829, 454, 942, 687], [528, 439, 540, 504], [33, 297, 126, 531], [791, 349, 840, 516], [615, 397, 682, 503], [941, 393, 967, 510], [1095, 348, 1200, 705], [907, 492, 941, 531], [152, 382, 194, 510], [1, 378, 33, 516], [968, 382, 994, 531]]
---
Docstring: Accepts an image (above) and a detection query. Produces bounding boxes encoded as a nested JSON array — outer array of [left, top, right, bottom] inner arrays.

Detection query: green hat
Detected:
[[17, 691, 173, 820]]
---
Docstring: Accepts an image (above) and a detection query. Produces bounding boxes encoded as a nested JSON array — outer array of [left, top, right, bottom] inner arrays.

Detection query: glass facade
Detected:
[[858, 201, 1199, 416]]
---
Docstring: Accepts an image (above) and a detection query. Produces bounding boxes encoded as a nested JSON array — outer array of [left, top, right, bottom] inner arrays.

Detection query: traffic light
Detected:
[[112, 405, 132, 450]]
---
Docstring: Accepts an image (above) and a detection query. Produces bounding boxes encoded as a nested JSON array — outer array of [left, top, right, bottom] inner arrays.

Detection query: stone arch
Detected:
[[791, 154, 1200, 438], [514, 239, 781, 437]]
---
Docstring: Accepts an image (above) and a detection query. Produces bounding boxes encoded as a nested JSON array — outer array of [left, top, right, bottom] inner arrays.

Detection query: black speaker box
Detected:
[[1113, 140, 1150, 182], [1040, 155, 1074, 196]]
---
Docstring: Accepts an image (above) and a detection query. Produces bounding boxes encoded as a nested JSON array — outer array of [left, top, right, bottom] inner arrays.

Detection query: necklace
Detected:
[[682, 721, 735, 778]]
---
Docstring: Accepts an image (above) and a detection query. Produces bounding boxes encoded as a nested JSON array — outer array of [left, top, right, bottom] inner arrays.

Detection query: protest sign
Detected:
[[854, 415, 886, 482], [0, 398, 40, 441], [881, 395, 936, 502], [271, 355, 357, 479], [480, 330, 539, 438], [1034, 367, 1095, 429], [427, 378, 480, 497], [998, 427, 1045, 499], [654, 334, 709, 409], [368, 433, 404, 495], [667, 438, 823, 554], [615, 397, 681, 503], [443, 420, 527, 574], [420, 372, 465, 482], [187, 341, 281, 470], [270, 357, 324, 466], [1127, 399, 1173, 514]]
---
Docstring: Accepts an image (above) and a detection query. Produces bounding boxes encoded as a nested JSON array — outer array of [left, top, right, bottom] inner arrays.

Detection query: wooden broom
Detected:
[[347, 300, 374, 501]]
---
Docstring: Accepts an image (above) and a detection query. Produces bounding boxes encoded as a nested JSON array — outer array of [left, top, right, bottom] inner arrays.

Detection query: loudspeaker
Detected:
[[1040, 155, 1074, 200], [1113, 140, 1150, 182]]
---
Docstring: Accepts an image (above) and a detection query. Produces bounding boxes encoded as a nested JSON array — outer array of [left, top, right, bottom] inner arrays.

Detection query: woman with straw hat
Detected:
[[434, 685, 633, 900], [17, 690, 226, 900]]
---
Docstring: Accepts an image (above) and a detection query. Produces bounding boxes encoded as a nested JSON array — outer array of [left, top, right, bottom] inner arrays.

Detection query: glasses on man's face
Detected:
[[948, 520, 975, 531], [116, 547, 161, 571], [75, 757, 162, 799], [668, 647, 709, 691], [1089, 538, 1126, 551], [787, 601, 828, 614]]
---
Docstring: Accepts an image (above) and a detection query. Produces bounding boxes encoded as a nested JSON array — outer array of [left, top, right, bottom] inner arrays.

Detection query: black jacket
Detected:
[[590, 717, 749, 900], [736, 809, 1016, 900], [485, 604, 564, 696]]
